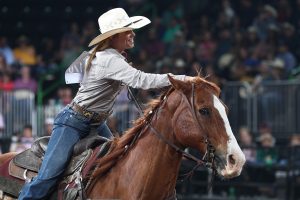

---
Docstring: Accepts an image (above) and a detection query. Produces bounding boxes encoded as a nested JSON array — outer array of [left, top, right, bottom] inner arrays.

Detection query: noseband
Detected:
[[128, 83, 216, 170]]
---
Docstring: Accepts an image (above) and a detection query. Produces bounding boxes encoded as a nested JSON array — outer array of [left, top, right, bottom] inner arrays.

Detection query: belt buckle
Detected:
[[84, 111, 93, 119]]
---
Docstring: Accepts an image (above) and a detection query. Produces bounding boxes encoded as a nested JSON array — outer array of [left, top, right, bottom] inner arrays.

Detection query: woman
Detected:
[[19, 8, 193, 199]]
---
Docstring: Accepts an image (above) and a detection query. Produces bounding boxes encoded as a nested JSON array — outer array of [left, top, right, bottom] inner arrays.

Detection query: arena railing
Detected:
[[221, 80, 300, 140], [176, 146, 300, 200], [1, 80, 299, 148], [0, 89, 35, 137]]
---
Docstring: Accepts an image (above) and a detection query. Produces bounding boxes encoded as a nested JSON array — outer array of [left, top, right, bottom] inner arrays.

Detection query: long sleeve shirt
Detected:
[[67, 48, 186, 114]]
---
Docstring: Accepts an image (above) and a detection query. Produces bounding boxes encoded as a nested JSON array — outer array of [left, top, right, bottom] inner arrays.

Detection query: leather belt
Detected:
[[70, 102, 109, 123]]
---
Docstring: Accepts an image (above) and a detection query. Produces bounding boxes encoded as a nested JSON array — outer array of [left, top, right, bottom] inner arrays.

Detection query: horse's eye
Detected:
[[199, 108, 210, 116]]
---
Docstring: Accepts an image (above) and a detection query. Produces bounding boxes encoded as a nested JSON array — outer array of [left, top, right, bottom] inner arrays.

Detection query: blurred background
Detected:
[[0, 0, 300, 199]]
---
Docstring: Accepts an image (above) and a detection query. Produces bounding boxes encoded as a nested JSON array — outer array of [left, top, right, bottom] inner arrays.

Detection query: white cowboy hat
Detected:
[[88, 8, 151, 47]]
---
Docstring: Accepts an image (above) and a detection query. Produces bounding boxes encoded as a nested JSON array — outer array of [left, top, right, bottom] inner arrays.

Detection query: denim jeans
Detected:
[[18, 107, 112, 200]]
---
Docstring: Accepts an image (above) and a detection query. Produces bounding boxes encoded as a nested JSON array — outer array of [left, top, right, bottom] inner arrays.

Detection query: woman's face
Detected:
[[111, 30, 135, 52]]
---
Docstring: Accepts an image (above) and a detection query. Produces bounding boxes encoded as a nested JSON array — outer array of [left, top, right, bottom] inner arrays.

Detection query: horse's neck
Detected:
[[122, 93, 184, 198], [133, 120, 182, 197], [91, 94, 183, 199]]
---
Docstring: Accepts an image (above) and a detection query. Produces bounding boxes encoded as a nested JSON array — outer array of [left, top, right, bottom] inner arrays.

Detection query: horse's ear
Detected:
[[168, 75, 190, 92]]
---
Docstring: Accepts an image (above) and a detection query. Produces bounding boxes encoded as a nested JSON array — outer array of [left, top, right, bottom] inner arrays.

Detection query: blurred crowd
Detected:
[[0, 1, 300, 151], [1, 1, 300, 94], [236, 124, 300, 198]]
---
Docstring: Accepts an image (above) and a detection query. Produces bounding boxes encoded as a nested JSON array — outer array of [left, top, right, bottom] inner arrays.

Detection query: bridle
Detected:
[[85, 83, 217, 196], [128, 83, 216, 171]]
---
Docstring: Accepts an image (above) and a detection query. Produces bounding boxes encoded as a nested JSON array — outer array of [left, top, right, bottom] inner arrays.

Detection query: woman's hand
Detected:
[[184, 76, 195, 82]]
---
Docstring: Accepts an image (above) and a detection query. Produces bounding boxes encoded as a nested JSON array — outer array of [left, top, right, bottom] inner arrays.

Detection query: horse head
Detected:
[[168, 75, 245, 179]]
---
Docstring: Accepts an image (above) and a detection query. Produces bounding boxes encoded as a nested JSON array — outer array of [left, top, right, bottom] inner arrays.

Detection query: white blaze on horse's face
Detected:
[[213, 95, 246, 178]]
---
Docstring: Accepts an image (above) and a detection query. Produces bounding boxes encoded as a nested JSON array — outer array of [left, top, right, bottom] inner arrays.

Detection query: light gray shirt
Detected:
[[68, 48, 185, 114]]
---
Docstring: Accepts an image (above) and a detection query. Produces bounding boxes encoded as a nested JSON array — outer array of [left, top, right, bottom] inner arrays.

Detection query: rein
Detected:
[[128, 83, 216, 171]]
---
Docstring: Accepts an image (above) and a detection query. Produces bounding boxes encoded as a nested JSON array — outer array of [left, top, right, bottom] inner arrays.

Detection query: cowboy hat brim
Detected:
[[88, 27, 132, 47], [88, 16, 151, 47]]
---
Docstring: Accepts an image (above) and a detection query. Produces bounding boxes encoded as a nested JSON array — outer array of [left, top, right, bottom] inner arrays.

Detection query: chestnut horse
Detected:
[[0, 76, 245, 199]]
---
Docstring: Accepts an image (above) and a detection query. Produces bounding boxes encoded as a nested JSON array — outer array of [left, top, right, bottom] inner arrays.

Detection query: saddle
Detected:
[[6, 134, 112, 198]]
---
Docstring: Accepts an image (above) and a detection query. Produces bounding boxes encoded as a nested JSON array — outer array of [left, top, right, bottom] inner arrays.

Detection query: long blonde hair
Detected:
[[86, 38, 111, 72]]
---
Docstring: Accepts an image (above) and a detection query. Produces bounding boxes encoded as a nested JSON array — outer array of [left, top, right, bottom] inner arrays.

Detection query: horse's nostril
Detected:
[[228, 154, 236, 165]]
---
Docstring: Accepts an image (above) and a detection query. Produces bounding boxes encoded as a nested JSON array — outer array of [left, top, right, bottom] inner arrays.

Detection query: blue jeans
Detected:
[[18, 107, 113, 200]]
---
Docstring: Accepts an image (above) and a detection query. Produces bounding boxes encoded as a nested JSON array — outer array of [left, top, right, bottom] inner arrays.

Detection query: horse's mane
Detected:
[[89, 76, 220, 179]]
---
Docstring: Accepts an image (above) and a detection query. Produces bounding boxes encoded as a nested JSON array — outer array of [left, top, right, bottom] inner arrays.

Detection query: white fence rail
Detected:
[[222, 80, 300, 138], [0, 90, 35, 137], [1, 81, 299, 142], [0, 90, 139, 138]]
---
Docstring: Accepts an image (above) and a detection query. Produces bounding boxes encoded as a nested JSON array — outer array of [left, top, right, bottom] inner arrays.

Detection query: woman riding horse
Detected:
[[18, 8, 194, 199], [0, 73, 246, 199]]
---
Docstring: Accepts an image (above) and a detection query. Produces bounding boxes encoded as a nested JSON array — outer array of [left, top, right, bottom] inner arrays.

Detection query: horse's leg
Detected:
[[0, 152, 17, 166]]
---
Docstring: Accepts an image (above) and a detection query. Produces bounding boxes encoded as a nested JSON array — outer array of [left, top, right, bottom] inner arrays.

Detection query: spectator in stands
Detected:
[[80, 20, 98, 47], [290, 134, 300, 147], [13, 35, 37, 66], [44, 117, 54, 136], [289, 133, 300, 199], [13, 65, 37, 93], [168, 31, 187, 58], [238, 126, 256, 163], [35, 38, 59, 78], [243, 26, 260, 53], [265, 24, 280, 53], [252, 61, 271, 86], [253, 4, 278, 41], [0, 71, 14, 92], [257, 122, 272, 136], [252, 60, 283, 124], [19, 8, 194, 199], [195, 30, 216, 66], [11, 124, 35, 153], [13, 65, 37, 129], [59, 87, 73, 106], [58, 22, 84, 70], [269, 58, 285, 80], [162, 18, 182, 46], [276, 42, 297, 77], [0, 53, 8, 73], [215, 28, 232, 58], [280, 22, 299, 59], [289, 134, 300, 166], [220, 0, 235, 25], [256, 132, 278, 166], [144, 29, 165, 61], [0, 36, 15, 66]]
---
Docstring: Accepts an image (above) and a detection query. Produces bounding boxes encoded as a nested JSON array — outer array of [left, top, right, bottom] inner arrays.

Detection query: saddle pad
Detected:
[[0, 176, 23, 197], [12, 148, 93, 178], [8, 160, 37, 181], [13, 149, 42, 172]]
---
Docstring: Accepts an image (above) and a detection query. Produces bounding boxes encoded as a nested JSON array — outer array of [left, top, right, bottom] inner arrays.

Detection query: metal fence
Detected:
[[35, 101, 139, 137], [0, 90, 35, 137], [1, 80, 299, 140], [222, 80, 300, 139], [0, 89, 139, 138]]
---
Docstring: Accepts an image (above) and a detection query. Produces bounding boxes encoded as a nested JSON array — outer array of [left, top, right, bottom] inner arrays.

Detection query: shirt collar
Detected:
[[105, 48, 126, 60]]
